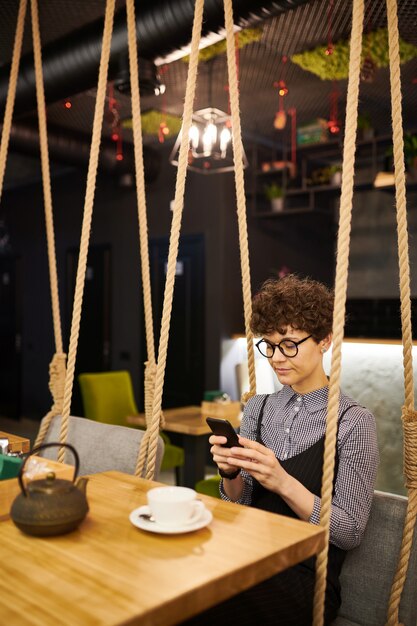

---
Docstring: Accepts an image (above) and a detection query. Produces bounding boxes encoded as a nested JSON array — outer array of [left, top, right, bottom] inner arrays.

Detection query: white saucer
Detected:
[[129, 505, 213, 534]]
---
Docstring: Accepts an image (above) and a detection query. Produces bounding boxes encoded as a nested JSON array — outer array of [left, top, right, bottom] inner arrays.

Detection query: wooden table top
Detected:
[[127, 405, 242, 436], [0, 430, 30, 453], [0, 471, 325, 626]]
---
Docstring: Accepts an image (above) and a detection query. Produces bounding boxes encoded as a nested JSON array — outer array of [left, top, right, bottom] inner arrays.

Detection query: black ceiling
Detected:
[[1, 0, 417, 187]]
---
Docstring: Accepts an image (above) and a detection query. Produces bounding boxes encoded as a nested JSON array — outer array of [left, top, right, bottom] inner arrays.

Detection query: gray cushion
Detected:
[[36, 414, 165, 479], [335, 490, 417, 626]]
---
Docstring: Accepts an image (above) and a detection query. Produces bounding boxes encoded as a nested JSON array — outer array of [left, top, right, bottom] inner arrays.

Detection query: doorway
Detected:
[[66, 245, 111, 415], [144, 234, 205, 409]]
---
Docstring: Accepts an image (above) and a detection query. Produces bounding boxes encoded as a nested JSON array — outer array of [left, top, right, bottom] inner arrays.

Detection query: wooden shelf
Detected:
[[245, 134, 410, 218]]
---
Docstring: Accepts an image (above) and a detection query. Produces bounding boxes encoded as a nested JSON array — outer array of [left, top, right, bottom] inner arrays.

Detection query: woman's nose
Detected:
[[271, 347, 286, 362]]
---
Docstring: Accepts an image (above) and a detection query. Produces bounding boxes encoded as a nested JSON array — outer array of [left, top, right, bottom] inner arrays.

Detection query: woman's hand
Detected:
[[211, 435, 316, 520], [209, 435, 240, 474], [225, 435, 290, 495]]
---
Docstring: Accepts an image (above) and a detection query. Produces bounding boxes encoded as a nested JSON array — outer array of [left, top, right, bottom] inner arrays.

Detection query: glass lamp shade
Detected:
[[169, 107, 248, 174]]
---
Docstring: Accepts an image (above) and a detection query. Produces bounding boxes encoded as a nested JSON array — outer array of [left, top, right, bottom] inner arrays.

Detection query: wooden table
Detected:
[[0, 471, 325, 626], [127, 406, 242, 488], [0, 430, 30, 454]]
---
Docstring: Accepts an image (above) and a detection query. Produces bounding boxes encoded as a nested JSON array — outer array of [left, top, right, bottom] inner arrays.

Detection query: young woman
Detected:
[[183, 274, 379, 626]]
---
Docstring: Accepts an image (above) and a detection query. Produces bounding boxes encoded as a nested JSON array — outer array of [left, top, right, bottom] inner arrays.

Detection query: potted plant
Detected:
[[328, 164, 342, 186], [265, 182, 284, 212]]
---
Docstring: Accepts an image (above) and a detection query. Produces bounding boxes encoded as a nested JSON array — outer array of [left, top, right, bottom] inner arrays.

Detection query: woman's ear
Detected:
[[320, 333, 332, 353]]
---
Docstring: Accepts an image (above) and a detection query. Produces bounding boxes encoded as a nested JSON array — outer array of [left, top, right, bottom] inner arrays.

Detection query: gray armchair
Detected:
[[334, 491, 417, 626], [37, 414, 165, 478]]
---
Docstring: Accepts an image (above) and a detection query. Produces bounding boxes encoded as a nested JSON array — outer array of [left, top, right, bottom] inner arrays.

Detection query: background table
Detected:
[[0, 471, 325, 626], [127, 406, 242, 488]]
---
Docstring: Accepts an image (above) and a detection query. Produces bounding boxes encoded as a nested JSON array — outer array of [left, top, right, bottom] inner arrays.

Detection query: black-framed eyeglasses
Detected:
[[255, 335, 313, 359]]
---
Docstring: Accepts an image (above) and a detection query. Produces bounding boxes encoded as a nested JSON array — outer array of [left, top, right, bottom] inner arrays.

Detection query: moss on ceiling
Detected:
[[291, 28, 417, 80], [122, 110, 182, 136], [182, 27, 263, 63]]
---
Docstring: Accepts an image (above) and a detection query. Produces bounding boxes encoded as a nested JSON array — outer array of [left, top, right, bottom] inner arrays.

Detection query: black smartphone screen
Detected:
[[206, 417, 242, 448]]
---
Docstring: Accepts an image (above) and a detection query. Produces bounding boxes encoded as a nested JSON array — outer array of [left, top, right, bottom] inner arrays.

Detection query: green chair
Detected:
[[78, 370, 184, 483], [195, 474, 221, 498]]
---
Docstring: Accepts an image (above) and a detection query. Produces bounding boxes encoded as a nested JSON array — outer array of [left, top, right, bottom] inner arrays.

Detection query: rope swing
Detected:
[[3, 0, 414, 624], [0, 0, 67, 451], [134, 0, 258, 477], [135, 0, 205, 479]]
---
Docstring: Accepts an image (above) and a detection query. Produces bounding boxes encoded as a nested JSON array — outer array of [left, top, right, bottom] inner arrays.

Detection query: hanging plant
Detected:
[[122, 110, 182, 136], [182, 27, 263, 63], [291, 28, 417, 80]]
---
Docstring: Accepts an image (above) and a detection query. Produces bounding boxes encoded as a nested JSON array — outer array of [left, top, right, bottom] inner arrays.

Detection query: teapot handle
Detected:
[[18, 442, 80, 497]]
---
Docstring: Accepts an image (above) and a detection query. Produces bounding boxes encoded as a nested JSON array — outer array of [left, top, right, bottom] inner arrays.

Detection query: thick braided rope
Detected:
[[386, 0, 414, 410], [144, 0, 204, 480], [31, 0, 63, 356], [312, 1, 364, 624], [125, 0, 163, 478], [0, 0, 27, 200], [125, 0, 156, 367], [30, 0, 67, 442], [34, 352, 67, 447], [386, 409, 417, 626], [58, 0, 116, 462], [223, 0, 256, 404], [385, 0, 417, 622], [135, 360, 166, 476], [135, 361, 155, 476]]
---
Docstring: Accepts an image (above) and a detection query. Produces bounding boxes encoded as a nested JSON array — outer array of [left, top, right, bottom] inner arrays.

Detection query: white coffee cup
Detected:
[[147, 486, 205, 527]]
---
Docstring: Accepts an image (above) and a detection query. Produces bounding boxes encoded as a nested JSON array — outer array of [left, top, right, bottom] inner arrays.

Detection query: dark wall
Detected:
[[1, 143, 335, 420]]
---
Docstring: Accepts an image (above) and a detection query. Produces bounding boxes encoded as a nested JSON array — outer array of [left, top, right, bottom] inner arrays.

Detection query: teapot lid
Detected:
[[27, 472, 74, 495]]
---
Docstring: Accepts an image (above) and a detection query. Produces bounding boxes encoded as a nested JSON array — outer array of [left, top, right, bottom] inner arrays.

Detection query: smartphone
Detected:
[[206, 417, 242, 448]]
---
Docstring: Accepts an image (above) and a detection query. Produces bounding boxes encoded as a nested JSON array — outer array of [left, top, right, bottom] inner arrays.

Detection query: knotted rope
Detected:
[[124, 0, 165, 478], [30, 0, 67, 446], [34, 352, 67, 447], [385, 0, 417, 623], [223, 0, 256, 405], [312, 1, 364, 624], [58, 0, 116, 462], [140, 0, 205, 480], [134, 360, 166, 476]]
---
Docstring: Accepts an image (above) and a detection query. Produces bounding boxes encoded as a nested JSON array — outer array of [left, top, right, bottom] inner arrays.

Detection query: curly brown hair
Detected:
[[250, 274, 334, 341]]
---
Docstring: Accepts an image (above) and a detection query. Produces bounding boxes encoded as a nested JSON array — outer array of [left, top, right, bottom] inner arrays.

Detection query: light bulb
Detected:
[[189, 125, 199, 150], [220, 127, 231, 156], [203, 121, 217, 156]]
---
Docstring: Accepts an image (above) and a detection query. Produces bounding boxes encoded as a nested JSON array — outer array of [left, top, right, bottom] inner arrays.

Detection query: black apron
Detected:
[[251, 395, 354, 611], [180, 394, 355, 626]]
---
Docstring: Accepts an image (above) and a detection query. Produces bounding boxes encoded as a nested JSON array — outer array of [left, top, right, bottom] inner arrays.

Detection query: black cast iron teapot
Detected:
[[10, 442, 89, 537]]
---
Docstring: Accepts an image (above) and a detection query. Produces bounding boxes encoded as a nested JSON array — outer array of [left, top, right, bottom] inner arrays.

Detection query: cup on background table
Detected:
[[147, 486, 204, 527]]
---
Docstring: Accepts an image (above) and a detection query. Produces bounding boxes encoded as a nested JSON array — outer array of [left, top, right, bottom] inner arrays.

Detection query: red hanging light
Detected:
[[325, 0, 334, 56], [273, 56, 289, 130], [327, 81, 340, 134]]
